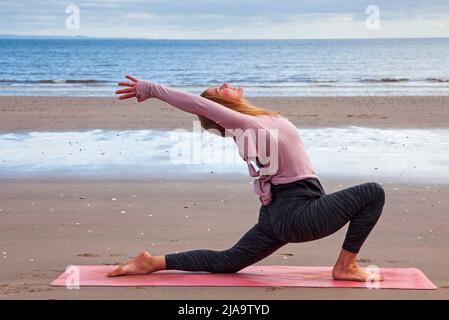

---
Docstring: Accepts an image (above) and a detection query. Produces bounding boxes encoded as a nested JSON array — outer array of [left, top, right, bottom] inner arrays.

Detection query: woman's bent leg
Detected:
[[273, 182, 385, 253]]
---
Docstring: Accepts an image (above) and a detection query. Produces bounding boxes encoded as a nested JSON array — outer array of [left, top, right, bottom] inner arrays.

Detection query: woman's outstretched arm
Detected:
[[115, 75, 255, 130]]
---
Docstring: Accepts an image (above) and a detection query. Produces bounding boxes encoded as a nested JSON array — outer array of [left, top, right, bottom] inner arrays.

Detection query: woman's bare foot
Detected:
[[332, 248, 384, 282], [107, 251, 158, 277], [332, 263, 384, 282]]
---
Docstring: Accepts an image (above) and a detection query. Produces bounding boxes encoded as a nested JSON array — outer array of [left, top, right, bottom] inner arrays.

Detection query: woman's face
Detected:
[[205, 82, 244, 100]]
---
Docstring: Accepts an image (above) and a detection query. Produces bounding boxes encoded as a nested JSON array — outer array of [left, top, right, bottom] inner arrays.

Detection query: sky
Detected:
[[1, 0, 449, 39]]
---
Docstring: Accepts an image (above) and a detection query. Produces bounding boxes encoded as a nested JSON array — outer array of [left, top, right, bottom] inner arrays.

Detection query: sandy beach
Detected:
[[1, 96, 449, 133], [1, 96, 449, 299]]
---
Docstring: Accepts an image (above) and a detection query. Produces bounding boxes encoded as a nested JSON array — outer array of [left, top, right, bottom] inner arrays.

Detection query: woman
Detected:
[[108, 75, 385, 282]]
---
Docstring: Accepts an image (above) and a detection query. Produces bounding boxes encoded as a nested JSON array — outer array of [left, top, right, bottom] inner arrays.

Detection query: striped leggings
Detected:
[[165, 178, 385, 273]]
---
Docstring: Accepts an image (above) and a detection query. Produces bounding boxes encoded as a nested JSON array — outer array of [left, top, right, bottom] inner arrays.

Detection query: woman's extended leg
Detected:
[[271, 181, 386, 281], [163, 222, 287, 273], [108, 206, 288, 276]]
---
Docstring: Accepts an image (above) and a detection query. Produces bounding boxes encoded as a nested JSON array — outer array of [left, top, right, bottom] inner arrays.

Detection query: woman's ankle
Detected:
[[334, 248, 358, 269], [152, 255, 167, 271]]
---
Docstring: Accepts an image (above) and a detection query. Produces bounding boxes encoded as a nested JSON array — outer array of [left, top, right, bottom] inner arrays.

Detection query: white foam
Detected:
[[0, 127, 448, 183]]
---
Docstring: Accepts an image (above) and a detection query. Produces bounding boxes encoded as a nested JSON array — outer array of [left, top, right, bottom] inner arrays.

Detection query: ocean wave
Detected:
[[311, 80, 338, 83], [425, 78, 449, 83], [1, 77, 448, 88], [0, 79, 109, 84], [360, 78, 410, 83], [360, 77, 449, 84]]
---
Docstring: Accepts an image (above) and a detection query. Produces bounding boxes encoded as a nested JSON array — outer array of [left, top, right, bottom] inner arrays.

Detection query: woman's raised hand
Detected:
[[115, 75, 142, 101]]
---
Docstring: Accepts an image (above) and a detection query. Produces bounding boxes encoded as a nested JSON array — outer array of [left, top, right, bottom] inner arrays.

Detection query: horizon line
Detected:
[[1, 34, 449, 41]]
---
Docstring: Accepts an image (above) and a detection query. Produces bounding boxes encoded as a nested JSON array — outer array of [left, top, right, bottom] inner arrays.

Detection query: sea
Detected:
[[1, 37, 449, 97]]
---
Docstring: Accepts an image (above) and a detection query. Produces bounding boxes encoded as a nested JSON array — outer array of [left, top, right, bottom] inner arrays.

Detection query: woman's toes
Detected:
[[366, 270, 384, 282], [106, 252, 154, 277], [107, 265, 126, 277]]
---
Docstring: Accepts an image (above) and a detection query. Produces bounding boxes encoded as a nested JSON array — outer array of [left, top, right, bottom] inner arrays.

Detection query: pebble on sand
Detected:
[[112, 198, 117, 201], [120, 210, 126, 214]]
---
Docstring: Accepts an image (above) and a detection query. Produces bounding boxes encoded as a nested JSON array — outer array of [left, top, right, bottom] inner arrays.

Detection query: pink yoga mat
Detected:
[[51, 265, 437, 290]]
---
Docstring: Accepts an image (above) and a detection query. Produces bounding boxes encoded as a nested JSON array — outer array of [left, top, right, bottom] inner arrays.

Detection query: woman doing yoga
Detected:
[[108, 75, 386, 282]]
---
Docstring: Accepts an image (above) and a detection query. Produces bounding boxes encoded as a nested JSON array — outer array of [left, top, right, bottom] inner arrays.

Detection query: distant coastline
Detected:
[[1, 35, 449, 40]]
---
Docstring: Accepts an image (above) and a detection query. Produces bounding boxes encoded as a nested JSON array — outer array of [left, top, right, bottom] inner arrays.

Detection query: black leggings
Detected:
[[164, 178, 385, 273]]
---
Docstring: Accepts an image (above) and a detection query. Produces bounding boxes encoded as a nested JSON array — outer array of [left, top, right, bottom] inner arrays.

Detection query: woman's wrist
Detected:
[[136, 79, 153, 102]]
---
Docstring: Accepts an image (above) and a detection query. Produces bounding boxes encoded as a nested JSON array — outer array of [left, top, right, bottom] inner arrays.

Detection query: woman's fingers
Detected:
[[118, 92, 136, 100], [115, 87, 134, 94], [116, 75, 139, 100], [126, 74, 139, 83], [118, 81, 134, 87]]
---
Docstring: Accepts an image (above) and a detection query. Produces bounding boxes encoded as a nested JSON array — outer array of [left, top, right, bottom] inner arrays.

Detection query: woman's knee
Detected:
[[367, 182, 385, 205], [364, 182, 386, 223]]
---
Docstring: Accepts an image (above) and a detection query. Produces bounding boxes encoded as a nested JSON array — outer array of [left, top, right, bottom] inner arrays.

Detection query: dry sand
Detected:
[[0, 96, 448, 299]]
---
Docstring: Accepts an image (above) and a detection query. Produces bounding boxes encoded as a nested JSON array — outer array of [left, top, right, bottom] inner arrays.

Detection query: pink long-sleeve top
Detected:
[[136, 80, 319, 206]]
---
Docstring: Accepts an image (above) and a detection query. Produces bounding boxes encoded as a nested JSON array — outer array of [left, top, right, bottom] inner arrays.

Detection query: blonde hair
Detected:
[[198, 89, 280, 137]]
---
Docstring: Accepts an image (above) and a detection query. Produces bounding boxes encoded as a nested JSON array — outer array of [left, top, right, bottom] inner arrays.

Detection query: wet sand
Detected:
[[1, 96, 448, 299], [1, 95, 449, 133]]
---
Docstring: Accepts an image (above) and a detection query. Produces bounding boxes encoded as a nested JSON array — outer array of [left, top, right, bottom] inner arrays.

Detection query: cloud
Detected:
[[123, 12, 159, 20], [0, 0, 448, 38], [432, 21, 446, 28]]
